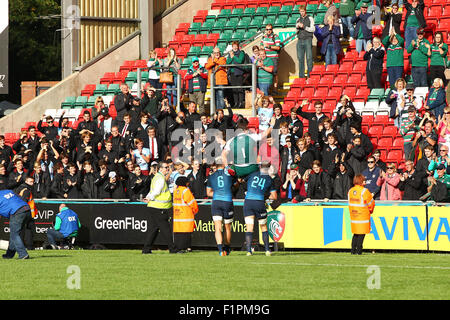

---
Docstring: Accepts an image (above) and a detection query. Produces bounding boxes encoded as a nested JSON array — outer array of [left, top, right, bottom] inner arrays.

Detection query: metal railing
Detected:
[[136, 66, 182, 112], [210, 63, 258, 117]]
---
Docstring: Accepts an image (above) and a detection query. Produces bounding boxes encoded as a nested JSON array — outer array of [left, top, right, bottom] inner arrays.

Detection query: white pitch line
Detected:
[[251, 262, 450, 270]]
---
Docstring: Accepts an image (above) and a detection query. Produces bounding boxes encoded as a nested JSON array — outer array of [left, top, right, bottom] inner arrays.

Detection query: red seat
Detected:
[[205, 33, 220, 47], [324, 64, 339, 75], [314, 87, 328, 98], [318, 74, 334, 88], [368, 125, 384, 137], [100, 72, 115, 84], [386, 150, 404, 163], [382, 126, 398, 137], [342, 87, 357, 99], [328, 87, 342, 100], [291, 77, 306, 89], [248, 117, 259, 129], [193, 33, 207, 46], [193, 10, 208, 23], [81, 84, 96, 96], [347, 73, 361, 86], [299, 87, 315, 100], [353, 61, 367, 74], [310, 65, 326, 77], [181, 34, 196, 48], [393, 137, 404, 147], [377, 137, 393, 149], [428, 5, 442, 18], [373, 115, 390, 126], [175, 23, 190, 35], [337, 61, 353, 75], [304, 75, 321, 88], [119, 60, 135, 73]]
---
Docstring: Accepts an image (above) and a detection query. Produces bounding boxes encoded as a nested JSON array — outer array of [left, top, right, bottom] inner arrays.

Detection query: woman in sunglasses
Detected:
[[376, 163, 402, 200]]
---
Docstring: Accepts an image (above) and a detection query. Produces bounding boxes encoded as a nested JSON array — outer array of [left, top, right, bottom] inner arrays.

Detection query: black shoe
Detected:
[[142, 249, 152, 254], [176, 250, 186, 254], [2, 254, 14, 259]]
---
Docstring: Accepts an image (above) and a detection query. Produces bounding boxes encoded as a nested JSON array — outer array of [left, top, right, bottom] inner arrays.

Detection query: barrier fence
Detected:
[[0, 200, 449, 252]]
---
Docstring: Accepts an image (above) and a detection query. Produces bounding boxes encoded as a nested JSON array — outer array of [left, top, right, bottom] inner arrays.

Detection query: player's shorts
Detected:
[[211, 200, 234, 222], [231, 164, 259, 178], [243, 199, 267, 220]]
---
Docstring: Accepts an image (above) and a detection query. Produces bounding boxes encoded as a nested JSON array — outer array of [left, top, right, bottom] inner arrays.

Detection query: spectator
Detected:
[[162, 48, 181, 107], [352, 2, 373, 53], [386, 78, 408, 127], [345, 135, 368, 175], [0, 135, 14, 169], [425, 165, 450, 202], [296, 5, 315, 78], [372, 149, 387, 172], [37, 115, 58, 143], [113, 84, 134, 122], [147, 49, 162, 90], [187, 159, 207, 199], [429, 32, 448, 86], [377, 163, 402, 200], [295, 138, 315, 176], [210, 100, 235, 132], [257, 96, 274, 132], [141, 87, 162, 117], [255, 49, 274, 96], [104, 171, 126, 199], [416, 145, 434, 174], [323, 0, 341, 28], [287, 107, 303, 141], [127, 164, 150, 201], [428, 144, 449, 178], [383, 30, 405, 89], [404, 0, 426, 50], [296, 100, 326, 144], [407, 28, 431, 88], [364, 37, 385, 90], [329, 156, 354, 200], [205, 47, 228, 110], [226, 41, 246, 109], [437, 106, 450, 150], [280, 136, 297, 183], [362, 156, 382, 199], [398, 160, 427, 200], [281, 163, 307, 202], [321, 15, 341, 67], [184, 56, 208, 114], [381, 4, 402, 41], [320, 133, 342, 172], [260, 24, 281, 93], [305, 160, 332, 202], [339, 0, 356, 40], [400, 106, 422, 161], [250, 45, 260, 63], [413, 119, 438, 157], [272, 104, 288, 129], [425, 78, 447, 121]]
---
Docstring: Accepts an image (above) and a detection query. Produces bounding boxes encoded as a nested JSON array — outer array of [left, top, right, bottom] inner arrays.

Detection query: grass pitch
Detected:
[[1, 249, 449, 300]]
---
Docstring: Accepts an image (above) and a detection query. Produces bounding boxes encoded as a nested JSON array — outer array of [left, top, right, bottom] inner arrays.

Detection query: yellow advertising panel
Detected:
[[275, 204, 430, 251], [427, 207, 450, 252]]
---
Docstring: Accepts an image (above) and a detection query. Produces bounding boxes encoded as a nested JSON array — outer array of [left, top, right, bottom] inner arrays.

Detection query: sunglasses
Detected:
[[388, 167, 395, 170], [266, 28, 273, 31], [368, 161, 375, 164]]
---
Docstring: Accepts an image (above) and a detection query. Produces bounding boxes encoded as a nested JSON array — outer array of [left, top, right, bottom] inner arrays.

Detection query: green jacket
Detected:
[[407, 39, 430, 67], [383, 34, 405, 67], [339, 0, 356, 17], [430, 43, 449, 67]]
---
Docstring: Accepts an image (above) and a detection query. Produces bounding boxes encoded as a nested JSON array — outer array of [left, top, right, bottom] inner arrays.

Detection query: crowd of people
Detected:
[[0, 0, 449, 205]]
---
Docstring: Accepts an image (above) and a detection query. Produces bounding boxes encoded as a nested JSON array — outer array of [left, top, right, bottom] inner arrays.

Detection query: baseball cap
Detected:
[[436, 164, 446, 170], [407, 106, 416, 113], [290, 163, 299, 170], [417, 28, 425, 35], [191, 56, 199, 63]]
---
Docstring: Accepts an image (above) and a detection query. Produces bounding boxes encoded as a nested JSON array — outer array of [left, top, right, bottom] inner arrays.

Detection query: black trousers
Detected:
[[367, 69, 383, 90], [174, 232, 192, 251], [143, 207, 176, 253], [351, 234, 366, 255], [430, 65, 447, 86], [229, 73, 244, 108]]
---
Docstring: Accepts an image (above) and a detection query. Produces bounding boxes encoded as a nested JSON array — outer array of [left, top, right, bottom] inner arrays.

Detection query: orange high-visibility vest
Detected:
[[19, 188, 37, 218], [173, 186, 198, 233], [348, 185, 375, 234]]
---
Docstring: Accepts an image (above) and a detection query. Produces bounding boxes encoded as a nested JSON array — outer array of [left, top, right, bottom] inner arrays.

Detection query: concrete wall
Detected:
[[153, 0, 214, 48], [0, 35, 141, 134]]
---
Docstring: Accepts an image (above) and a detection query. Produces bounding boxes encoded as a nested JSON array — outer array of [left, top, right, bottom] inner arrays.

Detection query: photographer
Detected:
[[155, 98, 178, 150]]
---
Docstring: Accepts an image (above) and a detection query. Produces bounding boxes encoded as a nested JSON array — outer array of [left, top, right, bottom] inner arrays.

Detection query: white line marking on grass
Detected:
[[251, 262, 450, 270]]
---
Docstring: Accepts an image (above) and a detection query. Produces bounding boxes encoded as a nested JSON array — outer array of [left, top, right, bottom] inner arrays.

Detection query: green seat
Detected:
[[230, 8, 244, 18], [105, 84, 120, 96], [306, 4, 318, 15], [280, 5, 293, 14], [93, 84, 108, 96], [217, 31, 233, 46], [200, 20, 214, 33], [181, 57, 193, 69], [267, 6, 281, 18], [254, 7, 268, 17], [242, 7, 256, 18], [187, 46, 202, 57], [368, 88, 386, 101], [249, 16, 264, 29], [125, 71, 137, 83], [61, 96, 77, 109], [204, 15, 216, 24], [74, 96, 88, 108], [286, 16, 299, 28], [218, 8, 232, 19], [317, 3, 327, 13], [224, 17, 240, 31], [188, 22, 202, 34], [314, 13, 326, 25], [262, 16, 276, 26], [236, 17, 252, 31], [274, 15, 288, 28], [86, 95, 100, 107], [243, 30, 257, 40], [140, 71, 149, 82], [231, 30, 245, 42], [200, 46, 213, 57], [216, 42, 227, 53], [212, 19, 227, 33]]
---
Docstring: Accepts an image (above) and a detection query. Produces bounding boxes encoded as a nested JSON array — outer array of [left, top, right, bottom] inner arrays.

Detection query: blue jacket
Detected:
[[426, 87, 446, 111], [56, 207, 80, 237], [0, 190, 29, 219], [362, 167, 381, 197], [320, 25, 342, 55], [351, 13, 373, 40]]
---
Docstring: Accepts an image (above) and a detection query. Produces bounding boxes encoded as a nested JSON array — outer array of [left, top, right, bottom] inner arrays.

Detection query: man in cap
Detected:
[[407, 28, 431, 88], [352, 2, 373, 53], [184, 56, 208, 114]]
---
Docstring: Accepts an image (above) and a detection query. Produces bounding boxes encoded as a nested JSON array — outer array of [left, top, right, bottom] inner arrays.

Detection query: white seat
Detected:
[[376, 101, 390, 115], [353, 102, 365, 114], [362, 101, 379, 115]]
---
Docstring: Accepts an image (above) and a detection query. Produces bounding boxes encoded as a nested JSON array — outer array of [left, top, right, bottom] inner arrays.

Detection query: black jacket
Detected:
[[307, 170, 332, 200], [398, 170, 427, 200], [404, 0, 426, 29], [187, 166, 208, 199]]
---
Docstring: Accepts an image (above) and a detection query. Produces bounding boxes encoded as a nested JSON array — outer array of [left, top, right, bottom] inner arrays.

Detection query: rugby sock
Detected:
[[217, 244, 223, 254], [245, 232, 253, 253], [262, 231, 270, 251], [224, 245, 230, 254]]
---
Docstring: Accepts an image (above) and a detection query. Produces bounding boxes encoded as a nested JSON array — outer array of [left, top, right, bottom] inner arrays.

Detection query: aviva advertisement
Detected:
[[277, 204, 450, 252]]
